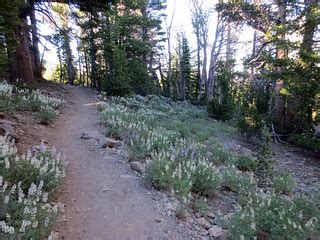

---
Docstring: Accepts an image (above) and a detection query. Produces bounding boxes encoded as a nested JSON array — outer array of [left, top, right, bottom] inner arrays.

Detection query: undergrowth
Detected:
[[99, 94, 320, 238], [0, 135, 65, 239], [0, 81, 62, 123]]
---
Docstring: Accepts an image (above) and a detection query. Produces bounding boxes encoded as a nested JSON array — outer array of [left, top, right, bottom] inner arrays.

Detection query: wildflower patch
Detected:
[[0, 135, 65, 239]]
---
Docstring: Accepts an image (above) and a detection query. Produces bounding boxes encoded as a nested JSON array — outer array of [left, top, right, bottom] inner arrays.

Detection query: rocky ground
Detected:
[[226, 139, 319, 196]]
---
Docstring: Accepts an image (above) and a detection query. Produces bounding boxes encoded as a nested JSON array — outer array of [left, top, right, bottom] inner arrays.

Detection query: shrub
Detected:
[[0, 135, 65, 239], [0, 82, 62, 124], [222, 167, 255, 193], [228, 193, 320, 239], [272, 170, 296, 194], [38, 106, 56, 125], [191, 164, 221, 196], [291, 133, 320, 151], [144, 158, 173, 191], [208, 99, 234, 121], [236, 155, 256, 172], [190, 197, 208, 215]]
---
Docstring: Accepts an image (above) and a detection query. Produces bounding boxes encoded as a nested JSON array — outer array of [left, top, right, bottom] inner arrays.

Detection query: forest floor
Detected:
[[2, 83, 319, 239]]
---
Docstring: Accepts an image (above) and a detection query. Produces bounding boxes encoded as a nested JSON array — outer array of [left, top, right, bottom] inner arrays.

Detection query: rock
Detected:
[[208, 226, 225, 238], [0, 123, 17, 140], [207, 212, 215, 219], [0, 119, 17, 126], [98, 137, 121, 148], [130, 161, 145, 174], [197, 217, 211, 229], [59, 215, 68, 222], [101, 187, 112, 192], [195, 212, 202, 218], [57, 202, 65, 213], [223, 212, 234, 221], [97, 102, 107, 111], [176, 208, 190, 220], [200, 230, 209, 236], [81, 131, 104, 140]]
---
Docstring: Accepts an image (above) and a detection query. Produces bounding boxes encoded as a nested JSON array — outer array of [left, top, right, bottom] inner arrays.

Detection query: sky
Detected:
[[37, 0, 254, 78]]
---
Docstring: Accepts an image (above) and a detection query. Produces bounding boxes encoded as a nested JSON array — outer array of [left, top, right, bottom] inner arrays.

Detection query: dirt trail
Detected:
[[46, 86, 187, 240]]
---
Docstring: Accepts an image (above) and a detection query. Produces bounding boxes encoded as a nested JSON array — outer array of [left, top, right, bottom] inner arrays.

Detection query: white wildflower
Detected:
[[4, 195, 9, 204], [4, 157, 10, 169]]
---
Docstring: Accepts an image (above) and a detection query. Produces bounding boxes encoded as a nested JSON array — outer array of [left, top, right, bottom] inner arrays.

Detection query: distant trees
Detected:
[[216, 1, 319, 136], [72, 0, 166, 96], [51, 3, 76, 85]]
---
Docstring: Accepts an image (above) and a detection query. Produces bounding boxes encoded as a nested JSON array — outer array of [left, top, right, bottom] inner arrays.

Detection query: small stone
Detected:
[[59, 215, 67, 222], [208, 226, 225, 238], [166, 209, 172, 216], [200, 231, 209, 236], [0, 123, 17, 140], [223, 212, 234, 221], [0, 119, 17, 126], [57, 202, 65, 213], [130, 161, 145, 174], [176, 208, 190, 220], [98, 137, 121, 148], [207, 212, 215, 219], [197, 217, 211, 229], [102, 187, 112, 192], [81, 131, 104, 140], [195, 212, 202, 218]]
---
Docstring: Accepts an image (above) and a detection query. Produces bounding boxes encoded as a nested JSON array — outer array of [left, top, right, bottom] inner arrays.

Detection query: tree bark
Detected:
[[63, 29, 76, 85], [89, 11, 98, 89], [273, 0, 288, 131], [8, 18, 35, 84], [30, 5, 42, 79], [207, 14, 225, 101]]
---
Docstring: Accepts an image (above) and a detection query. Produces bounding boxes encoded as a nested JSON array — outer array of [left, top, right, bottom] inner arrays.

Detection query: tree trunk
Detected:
[[298, 2, 318, 126], [196, 31, 201, 100], [63, 29, 75, 85], [8, 18, 34, 84], [57, 47, 63, 83], [273, 0, 289, 131], [30, 5, 42, 79], [84, 50, 89, 87], [201, 35, 207, 100], [226, 21, 232, 69], [89, 11, 98, 89], [207, 14, 225, 101]]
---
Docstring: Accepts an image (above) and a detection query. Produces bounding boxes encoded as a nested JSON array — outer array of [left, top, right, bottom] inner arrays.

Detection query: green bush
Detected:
[[0, 136, 65, 239], [0, 82, 62, 125], [208, 98, 234, 121], [222, 167, 255, 193], [189, 197, 208, 215], [272, 170, 296, 194], [236, 155, 256, 172], [191, 165, 221, 196], [229, 193, 320, 239], [291, 133, 320, 151], [38, 107, 56, 125], [144, 158, 173, 191]]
